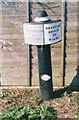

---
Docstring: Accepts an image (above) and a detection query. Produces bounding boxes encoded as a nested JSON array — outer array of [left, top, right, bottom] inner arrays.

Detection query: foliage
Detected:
[[73, 95, 79, 102], [74, 115, 79, 120], [0, 105, 55, 120]]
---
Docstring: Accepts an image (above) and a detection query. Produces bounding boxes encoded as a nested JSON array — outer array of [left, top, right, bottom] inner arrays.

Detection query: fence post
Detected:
[[61, 0, 66, 86], [27, 0, 32, 86]]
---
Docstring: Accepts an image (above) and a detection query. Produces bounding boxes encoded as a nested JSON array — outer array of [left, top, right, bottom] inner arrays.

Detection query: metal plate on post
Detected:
[[23, 23, 44, 45], [23, 21, 62, 45], [44, 21, 62, 44]]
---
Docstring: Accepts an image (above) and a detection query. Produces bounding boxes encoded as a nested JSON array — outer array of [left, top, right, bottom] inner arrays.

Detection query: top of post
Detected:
[[34, 11, 50, 22]]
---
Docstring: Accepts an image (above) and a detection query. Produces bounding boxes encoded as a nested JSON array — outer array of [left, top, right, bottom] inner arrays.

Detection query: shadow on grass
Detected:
[[52, 65, 79, 99]]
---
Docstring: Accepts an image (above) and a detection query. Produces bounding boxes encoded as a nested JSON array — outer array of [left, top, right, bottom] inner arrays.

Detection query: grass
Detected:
[[0, 105, 56, 120]]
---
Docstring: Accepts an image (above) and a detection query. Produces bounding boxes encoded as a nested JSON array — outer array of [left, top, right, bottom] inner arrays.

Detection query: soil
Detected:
[[1, 87, 79, 119]]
